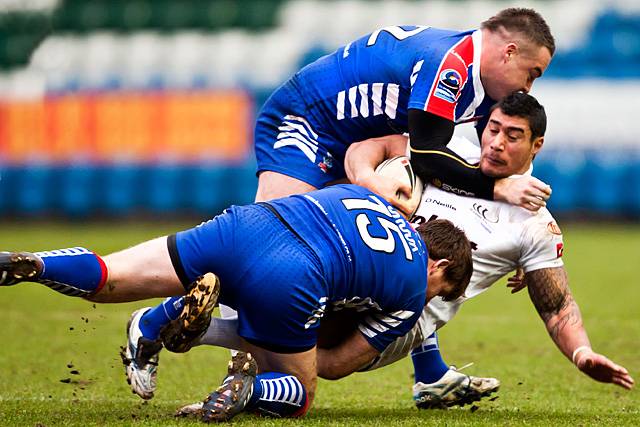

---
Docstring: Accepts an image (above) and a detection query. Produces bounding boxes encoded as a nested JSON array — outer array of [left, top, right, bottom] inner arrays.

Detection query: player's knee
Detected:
[[317, 359, 346, 380]]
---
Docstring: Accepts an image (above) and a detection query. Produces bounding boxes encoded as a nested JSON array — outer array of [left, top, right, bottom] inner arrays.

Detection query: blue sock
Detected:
[[411, 332, 449, 383], [35, 247, 107, 297], [139, 296, 185, 340], [247, 372, 308, 418]]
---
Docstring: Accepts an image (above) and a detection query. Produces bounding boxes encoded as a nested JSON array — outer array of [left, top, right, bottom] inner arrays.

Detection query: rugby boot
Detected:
[[201, 351, 258, 422], [121, 308, 162, 400], [413, 366, 500, 409], [0, 251, 43, 286], [161, 272, 220, 353]]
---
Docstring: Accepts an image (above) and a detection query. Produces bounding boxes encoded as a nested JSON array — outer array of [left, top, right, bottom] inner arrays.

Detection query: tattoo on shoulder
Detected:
[[525, 267, 571, 322]]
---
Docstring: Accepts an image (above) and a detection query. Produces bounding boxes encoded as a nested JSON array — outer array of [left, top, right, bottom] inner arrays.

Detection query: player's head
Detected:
[[480, 8, 555, 100], [479, 92, 546, 178], [417, 219, 472, 302]]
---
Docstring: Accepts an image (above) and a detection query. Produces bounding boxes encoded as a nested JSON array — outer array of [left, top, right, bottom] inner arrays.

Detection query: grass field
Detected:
[[0, 220, 638, 426]]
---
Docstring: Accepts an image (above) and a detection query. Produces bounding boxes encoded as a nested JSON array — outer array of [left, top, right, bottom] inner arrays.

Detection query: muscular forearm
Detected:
[[317, 331, 379, 380], [408, 109, 495, 200], [344, 135, 408, 184], [526, 267, 590, 362], [526, 267, 634, 389], [543, 296, 591, 361]]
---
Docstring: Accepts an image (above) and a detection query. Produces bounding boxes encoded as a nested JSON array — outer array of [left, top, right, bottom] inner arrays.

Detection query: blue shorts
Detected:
[[168, 203, 328, 353], [254, 81, 347, 188]]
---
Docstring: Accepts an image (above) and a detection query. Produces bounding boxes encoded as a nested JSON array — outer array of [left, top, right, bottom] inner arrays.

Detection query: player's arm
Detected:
[[525, 267, 634, 389], [344, 135, 415, 215], [408, 108, 493, 198], [316, 330, 380, 380], [408, 109, 550, 211]]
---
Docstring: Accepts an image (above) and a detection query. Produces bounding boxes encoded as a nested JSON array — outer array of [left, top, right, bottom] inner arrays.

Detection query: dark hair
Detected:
[[481, 8, 555, 56], [490, 92, 547, 140], [417, 219, 472, 301]]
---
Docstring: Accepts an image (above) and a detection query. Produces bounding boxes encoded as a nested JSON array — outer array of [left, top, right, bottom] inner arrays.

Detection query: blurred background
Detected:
[[1, 0, 639, 219]]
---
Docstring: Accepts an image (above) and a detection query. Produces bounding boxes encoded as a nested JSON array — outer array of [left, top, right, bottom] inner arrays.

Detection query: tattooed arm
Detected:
[[525, 267, 634, 389]]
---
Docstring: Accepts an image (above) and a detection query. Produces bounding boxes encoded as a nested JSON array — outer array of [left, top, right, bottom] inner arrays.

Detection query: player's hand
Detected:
[[358, 172, 415, 217], [506, 267, 526, 293], [575, 348, 635, 390], [494, 176, 552, 212]]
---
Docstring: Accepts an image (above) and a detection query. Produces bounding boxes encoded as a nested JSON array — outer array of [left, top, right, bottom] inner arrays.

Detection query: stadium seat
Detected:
[[58, 164, 96, 217]]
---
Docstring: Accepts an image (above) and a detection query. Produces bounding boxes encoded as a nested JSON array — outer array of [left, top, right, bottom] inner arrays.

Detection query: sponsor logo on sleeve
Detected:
[[434, 69, 462, 103], [556, 242, 564, 258], [547, 221, 562, 235]]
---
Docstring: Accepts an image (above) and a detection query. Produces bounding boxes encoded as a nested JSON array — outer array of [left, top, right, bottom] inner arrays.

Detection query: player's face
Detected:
[[426, 258, 455, 302], [479, 108, 543, 177], [485, 43, 552, 101]]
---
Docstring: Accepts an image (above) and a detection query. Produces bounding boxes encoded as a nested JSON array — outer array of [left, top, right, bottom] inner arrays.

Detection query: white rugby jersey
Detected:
[[414, 182, 564, 337], [368, 137, 565, 369]]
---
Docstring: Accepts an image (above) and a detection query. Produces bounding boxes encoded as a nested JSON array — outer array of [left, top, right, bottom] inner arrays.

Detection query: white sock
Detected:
[[197, 315, 243, 351]]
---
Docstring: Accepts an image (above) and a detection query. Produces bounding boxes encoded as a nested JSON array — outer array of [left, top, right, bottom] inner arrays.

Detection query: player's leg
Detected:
[[123, 272, 220, 400], [411, 332, 449, 385], [255, 171, 317, 202], [93, 237, 183, 302], [199, 346, 316, 422], [171, 209, 324, 419], [411, 332, 500, 409], [0, 236, 183, 301], [122, 207, 245, 399]]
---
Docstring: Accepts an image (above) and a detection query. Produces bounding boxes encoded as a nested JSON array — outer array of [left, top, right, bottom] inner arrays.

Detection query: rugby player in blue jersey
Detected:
[[0, 185, 472, 421], [253, 8, 555, 214], [213, 7, 557, 408]]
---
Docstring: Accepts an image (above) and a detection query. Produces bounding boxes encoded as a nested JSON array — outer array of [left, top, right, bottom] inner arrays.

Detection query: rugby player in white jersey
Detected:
[[177, 92, 632, 413], [335, 91, 634, 406]]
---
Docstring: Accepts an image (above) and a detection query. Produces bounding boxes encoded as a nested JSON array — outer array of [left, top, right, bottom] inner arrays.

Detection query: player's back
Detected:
[[265, 184, 427, 311], [289, 26, 479, 146]]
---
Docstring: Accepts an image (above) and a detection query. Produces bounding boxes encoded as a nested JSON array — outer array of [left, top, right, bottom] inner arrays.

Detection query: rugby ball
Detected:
[[374, 155, 424, 217]]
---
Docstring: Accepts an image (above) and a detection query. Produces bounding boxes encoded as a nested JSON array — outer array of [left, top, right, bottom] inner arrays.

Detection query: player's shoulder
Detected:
[[515, 206, 564, 242]]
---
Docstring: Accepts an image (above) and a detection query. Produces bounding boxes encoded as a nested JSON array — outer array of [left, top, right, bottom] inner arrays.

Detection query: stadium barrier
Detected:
[[0, 148, 639, 218]]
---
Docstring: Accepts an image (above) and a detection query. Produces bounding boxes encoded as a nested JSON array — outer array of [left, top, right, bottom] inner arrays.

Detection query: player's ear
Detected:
[[532, 136, 544, 155], [504, 43, 518, 61], [431, 258, 450, 272]]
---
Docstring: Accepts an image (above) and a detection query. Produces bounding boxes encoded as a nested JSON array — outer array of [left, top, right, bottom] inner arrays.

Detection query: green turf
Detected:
[[0, 221, 638, 426]]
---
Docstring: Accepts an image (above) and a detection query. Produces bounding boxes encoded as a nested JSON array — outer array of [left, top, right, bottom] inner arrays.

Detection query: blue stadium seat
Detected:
[[14, 165, 55, 216], [100, 164, 143, 215], [58, 164, 96, 217]]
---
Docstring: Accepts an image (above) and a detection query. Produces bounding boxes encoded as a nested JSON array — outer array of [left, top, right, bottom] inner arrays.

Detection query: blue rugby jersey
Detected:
[[289, 26, 493, 148], [266, 184, 428, 352]]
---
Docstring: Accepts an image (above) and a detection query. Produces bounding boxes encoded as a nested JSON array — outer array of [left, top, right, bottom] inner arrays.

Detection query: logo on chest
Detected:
[[471, 203, 499, 224]]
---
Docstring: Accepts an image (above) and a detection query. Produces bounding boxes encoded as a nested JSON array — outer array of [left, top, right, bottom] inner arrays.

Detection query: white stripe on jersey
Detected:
[[373, 313, 402, 328], [358, 84, 369, 118], [336, 90, 345, 120], [384, 84, 399, 119], [372, 83, 384, 116], [348, 86, 358, 118], [364, 316, 389, 333], [387, 309, 415, 320], [410, 60, 424, 87], [274, 115, 320, 163]]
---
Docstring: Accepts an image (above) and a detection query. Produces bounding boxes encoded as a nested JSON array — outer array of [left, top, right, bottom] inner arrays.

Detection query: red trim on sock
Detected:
[[291, 395, 310, 418], [93, 252, 108, 294]]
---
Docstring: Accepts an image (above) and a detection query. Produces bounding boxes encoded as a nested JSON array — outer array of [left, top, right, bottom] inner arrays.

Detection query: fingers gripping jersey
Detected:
[[295, 26, 490, 147]]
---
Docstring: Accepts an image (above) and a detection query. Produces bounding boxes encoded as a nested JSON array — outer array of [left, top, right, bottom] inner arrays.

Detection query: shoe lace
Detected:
[[450, 362, 474, 372]]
